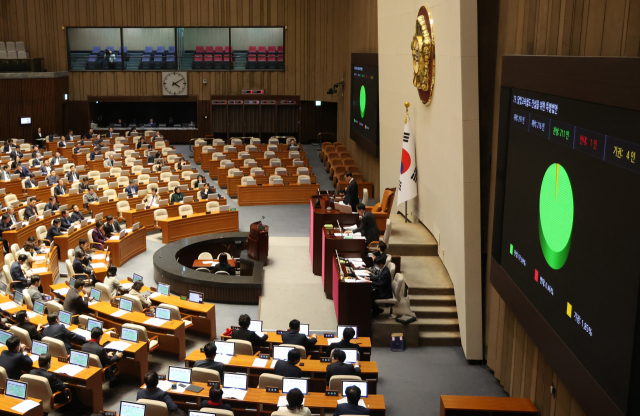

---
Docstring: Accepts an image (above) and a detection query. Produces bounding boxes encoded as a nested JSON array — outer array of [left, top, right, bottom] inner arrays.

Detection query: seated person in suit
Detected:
[[103, 215, 122, 237], [64, 130, 74, 142], [70, 204, 85, 223], [176, 157, 186, 170], [106, 127, 114, 138], [59, 209, 73, 231], [334, 386, 369, 415], [345, 204, 381, 245], [2, 139, 13, 153], [27, 236, 43, 254], [58, 136, 67, 148], [199, 183, 217, 200], [67, 165, 80, 182], [104, 153, 116, 168], [15, 309, 43, 342], [194, 174, 207, 188], [63, 278, 89, 316], [23, 199, 38, 221], [46, 169, 60, 186], [136, 372, 180, 414], [231, 314, 268, 347], [17, 241, 36, 273], [287, 138, 298, 150], [89, 146, 102, 161], [85, 128, 94, 140], [11, 256, 29, 293], [0, 335, 33, 379], [274, 349, 303, 378], [214, 254, 234, 275], [31, 145, 40, 158], [278, 388, 312, 416], [142, 187, 160, 208], [24, 173, 38, 188], [73, 141, 82, 154], [30, 354, 70, 404], [1, 164, 12, 181], [136, 137, 146, 149], [78, 177, 91, 192], [170, 187, 184, 203], [27, 274, 45, 304], [40, 159, 52, 176], [124, 179, 138, 196], [152, 131, 162, 141], [31, 153, 41, 166], [365, 256, 393, 317], [10, 149, 24, 162], [73, 252, 95, 285], [53, 179, 67, 197], [325, 349, 361, 386], [83, 187, 99, 205], [152, 159, 164, 173], [50, 151, 62, 166], [92, 221, 107, 249], [129, 280, 152, 308], [46, 218, 63, 244], [194, 341, 225, 381], [201, 387, 233, 411], [6, 207, 18, 226], [82, 327, 123, 387], [149, 118, 157, 128], [0, 214, 15, 252], [282, 319, 318, 350], [377, 242, 388, 263], [14, 161, 30, 179], [326, 327, 361, 357], [103, 266, 127, 298], [45, 195, 60, 212], [93, 134, 103, 147], [74, 239, 92, 264], [43, 312, 87, 353], [147, 151, 161, 164]]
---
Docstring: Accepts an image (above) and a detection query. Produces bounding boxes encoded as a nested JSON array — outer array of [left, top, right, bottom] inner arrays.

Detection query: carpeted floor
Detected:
[[46, 143, 506, 415]]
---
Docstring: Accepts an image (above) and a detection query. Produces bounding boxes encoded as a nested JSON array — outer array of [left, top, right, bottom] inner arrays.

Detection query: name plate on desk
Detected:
[[208, 381, 220, 388], [200, 348, 205, 353], [231, 326, 240, 330], [325, 390, 339, 396], [110, 333, 119, 339], [259, 354, 270, 359], [324, 333, 335, 338], [276, 330, 284, 335], [182, 215, 187, 218], [158, 374, 166, 381], [58, 356, 68, 363], [103, 412, 116, 416], [320, 357, 331, 363], [266, 387, 279, 393]]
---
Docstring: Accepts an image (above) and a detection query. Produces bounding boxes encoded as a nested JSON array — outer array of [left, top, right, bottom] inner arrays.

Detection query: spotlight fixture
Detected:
[[327, 80, 345, 95]]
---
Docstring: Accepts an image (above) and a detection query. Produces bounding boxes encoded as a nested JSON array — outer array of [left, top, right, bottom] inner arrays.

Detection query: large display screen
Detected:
[[497, 88, 640, 413], [350, 53, 379, 155]]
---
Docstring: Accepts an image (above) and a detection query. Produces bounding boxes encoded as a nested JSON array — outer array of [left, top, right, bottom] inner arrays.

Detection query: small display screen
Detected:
[[223, 372, 248, 390], [119, 298, 133, 312], [87, 319, 103, 331], [283, 377, 308, 395], [168, 366, 191, 383], [273, 346, 294, 361], [342, 380, 368, 398], [121, 327, 138, 343], [13, 291, 23, 306], [33, 301, 45, 315], [337, 348, 358, 364], [158, 283, 170, 296], [90, 288, 101, 301], [188, 291, 203, 303], [31, 340, 49, 356], [58, 311, 72, 325], [132, 273, 143, 282], [337, 325, 358, 339], [6, 380, 27, 399], [0, 330, 12, 345], [20, 117, 31, 125], [248, 320, 262, 333], [155, 307, 171, 321], [70, 350, 89, 368], [299, 324, 309, 336], [215, 341, 235, 356], [120, 401, 146, 416]]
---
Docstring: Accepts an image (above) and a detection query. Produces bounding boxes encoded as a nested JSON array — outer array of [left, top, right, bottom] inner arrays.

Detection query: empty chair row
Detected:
[[193, 55, 232, 69], [247, 55, 283, 69], [248, 46, 283, 55], [0, 41, 26, 52], [195, 46, 233, 55], [0, 51, 28, 59], [141, 55, 176, 69]]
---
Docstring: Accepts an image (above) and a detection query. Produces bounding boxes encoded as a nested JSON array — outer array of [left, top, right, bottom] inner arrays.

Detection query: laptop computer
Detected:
[[32, 300, 45, 315], [188, 290, 203, 304], [336, 348, 359, 364], [215, 341, 235, 356], [121, 327, 139, 343], [223, 372, 248, 390], [155, 306, 172, 321], [337, 325, 358, 339], [87, 318, 103, 332], [58, 310, 72, 326], [30, 340, 49, 356], [157, 283, 170, 296], [283, 377, 309, 395], [168, 366, 192, 384], [119, 298, 133, 312], [89, 288, 101, 301], [299, 324, 310, 336], [120, 401, 146, 416], [273, 345, 294, 361], [5, 380, 27, 400], [0, 330, 12, 346], [342, 380, 368, 398], [13, 291, 23, 307], [248, 320, 262, 333], [69, 350, 89, 368]]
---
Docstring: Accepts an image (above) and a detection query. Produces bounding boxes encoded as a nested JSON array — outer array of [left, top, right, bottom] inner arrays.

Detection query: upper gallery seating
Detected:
[[192, 46, 233, 69], [0, 41, 31, 71], [246, 45, 283, 69]]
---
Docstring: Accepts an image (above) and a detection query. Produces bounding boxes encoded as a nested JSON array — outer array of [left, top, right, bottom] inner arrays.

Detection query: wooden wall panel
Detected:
[[482, 1, 640, 415]]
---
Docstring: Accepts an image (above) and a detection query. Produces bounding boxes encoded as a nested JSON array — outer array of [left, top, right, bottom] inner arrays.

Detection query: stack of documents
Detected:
[[222, 388, 247, 400], [104, 340, 132, 352], [55, 364, 85, 376], [143, 317, 167, 327], [11, 400, 40, 413], [252, 358, 268, 367], [214, 354, 232, 364]]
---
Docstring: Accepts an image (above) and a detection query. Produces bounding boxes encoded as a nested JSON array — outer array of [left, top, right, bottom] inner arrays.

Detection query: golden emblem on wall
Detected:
[[412, 5, 435, 105]]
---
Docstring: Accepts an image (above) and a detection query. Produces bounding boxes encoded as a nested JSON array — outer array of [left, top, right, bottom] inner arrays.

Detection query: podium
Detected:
[[248, 221, 269, 263]]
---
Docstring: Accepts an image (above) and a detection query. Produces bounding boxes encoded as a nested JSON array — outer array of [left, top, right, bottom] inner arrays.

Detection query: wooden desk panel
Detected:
[[217, 165, 314, 187], [30, 244, 59, 294], [0, 395, 43, 416], [104, 227, 147, 267], [238, 183, 320, 206], [121, 198, 227, 229], [4, 212, 62, 248], [228, 174, 316, 197], [99, 332, 149, 384], [53, 222, 98, 261], [322, 230, 366, 299], [1, 179, 25, 196], [158, 211, 239, 244], [25, 186, 52, 202], [333, 255, 372, 338], [56, 193, 85, 210], [440, 396, 538, 415]]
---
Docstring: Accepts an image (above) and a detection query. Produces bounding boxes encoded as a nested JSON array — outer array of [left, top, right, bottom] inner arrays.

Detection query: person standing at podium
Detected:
[[342, 172, 359, 212], [346, 204, 380, 245]]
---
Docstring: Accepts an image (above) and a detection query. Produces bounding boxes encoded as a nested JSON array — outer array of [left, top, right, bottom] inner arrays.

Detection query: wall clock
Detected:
[[162, 71, 188, 96], [412, 6, 435, 105]]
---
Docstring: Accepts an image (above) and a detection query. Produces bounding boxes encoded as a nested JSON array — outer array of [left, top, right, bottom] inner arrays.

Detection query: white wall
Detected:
[[378, 0, 482, 359], [68, 28, 121, 51]]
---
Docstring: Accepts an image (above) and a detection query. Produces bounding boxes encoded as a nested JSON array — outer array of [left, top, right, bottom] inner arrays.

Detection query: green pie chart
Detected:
[[539, 163, 574, 270], [359, 86, 366, 118]]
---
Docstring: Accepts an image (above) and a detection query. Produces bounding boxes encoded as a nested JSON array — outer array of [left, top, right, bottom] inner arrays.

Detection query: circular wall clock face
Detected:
[[411, 5, 435, 105], [162, 72, 187, 96], [539, 163, 574, 270]]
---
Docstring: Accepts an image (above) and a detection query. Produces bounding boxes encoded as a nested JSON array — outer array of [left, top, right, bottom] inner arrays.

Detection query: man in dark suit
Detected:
[[50, 151, 62, 166], [30, 354, 69, 404], [367, 256, 392, 316], [30, 145, 40, 159], [65, 130, 74, 142], [46, 170, 59, 187], [0, 214, 14, 252], [281, 319, 317, 350], [73, 252, 95, 284], [58, 136, 67, 148], [0, 336, 33, 379], [274, 349, 303, 377], [70, 204, 85, 223], [231, 314, 268, 347], [6, 208, 18, 227], [2, 139, 13, 153], [45, 196, 59, 212], [124, 179, 138, 196], [136, 137, 146, 149], [349, 204, 380, 245], [136, 372, 180, 413], [63, 279, 89, 316], [334, 386, 369, 415], [342, 172, 359, 212], [325, 327, 361, 357], [15, 310, 43, 341], [24, 174, 38, 189], [40, 159, 52, 176], [82, 327, 122, 385], [73, 142, 82, 154], [149, 118, 157, 128], [9, 148, 23, 161], [1, 165, 12, 181], [14, 162, 30, 179], [66, 165, 80, 183], [325, 349, 361, 386], [105, 127, 114, 139], [43, 312, 86, 353], [194, 342, 225, 381], [93, 134, 103, 147], [59, 210, 72, 232], [85, 128, 94, 140], [54, 180, 67, 197], [23, 199, 38, 221], [31, 153, 41, 166], [200, 387, 233, 411], [46, 218, 63, 244], [89, 146, 101, 161], [103, 215, 122, 237], [11, 255, 29, 293], [78, 177, 91, 193]]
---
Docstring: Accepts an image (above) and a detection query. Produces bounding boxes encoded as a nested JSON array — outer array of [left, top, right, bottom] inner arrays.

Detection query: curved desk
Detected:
[[157, 210, 239, 243]]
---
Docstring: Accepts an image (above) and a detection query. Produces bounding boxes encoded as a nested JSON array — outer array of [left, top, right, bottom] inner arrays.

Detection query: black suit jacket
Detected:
[[72, 258, 91, 277], [325, 340, 361, 357], [45, 202, 59, 212], [103, 221, 121, 236], [124, 185, 138, 195], [60, 216, 72, 231], [24, 206, 37, 220], [274, 360, 303, 378], [371, 266, 392, 300], [63, 287, 89, 315], [213, 263, 234, 274], [70, 211, 84, 223], [136, 388, 179, 412], [334, 403, 370, 415], [64, 135, 73, 142], [194, 358, 225, 381], [325, 361, 361, 385], [24, 179, 38, 188], [43, 323, 85, 353], [31, 158, 41, 166], [46, 225, 62, 243], [66, 171, 80, 182], [54, 185, 66, 196], [343, 179, 359, 211], [0, 350, 33, 379], [10, 261, 28, 292], [18, 322, 43, 341], [58, 141, 67, 148], [81, 341, 120, 367], [30, 368, 66, 394], [281, 331, 317, 350], [231, 328, 268, 347], [354, 211, 380, 245]]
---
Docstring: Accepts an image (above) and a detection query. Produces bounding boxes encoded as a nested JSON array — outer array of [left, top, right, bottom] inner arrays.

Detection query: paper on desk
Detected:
[[104, 340, 132, 352], [0, 301, 19, 311], [29, 354, 39, 362], [125, 228, 133, 233], [143, 317, 167, 327], [72, 328, 91, 340], [270, 360, 277, 369], [111, 310, 128, 318], [55, 287, 69, 296], [40, 248, 50, 253], [255, 331, 265, 337], [33, 255, 46, 261], [108, 236, 120, 240], [344, 224, 358, 230], [121, 282, 133, 290], [352, 232, 362, 236], [214, 354, 232, 364], [252, 358, 268, 368], [277, 396, 305, 407], [89, 300, 98, 306], [92, 254, 106, 260], [156, 380, 172, 391], [92, 262, 107, 269], [352, 236, 366, 239], [202, 261, 215, 265], [337, 398, 366, 407], [55, 364, 85, 376], [222, 388, 248, 400], [26, 311, 37, 319], [173, 384, 187, 393], [326, 338, 342, 345], [148, 292, 162, 299], [354, 270, 370, 277], [31, 267, 49, 274], [11, 399, 40, 413]]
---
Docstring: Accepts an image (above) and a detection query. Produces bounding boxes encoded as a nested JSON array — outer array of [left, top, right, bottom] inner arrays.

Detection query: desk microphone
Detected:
[[336, 220, 343, 234]]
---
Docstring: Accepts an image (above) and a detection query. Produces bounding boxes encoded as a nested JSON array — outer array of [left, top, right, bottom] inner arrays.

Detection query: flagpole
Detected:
[[404, 102, 410, 223]]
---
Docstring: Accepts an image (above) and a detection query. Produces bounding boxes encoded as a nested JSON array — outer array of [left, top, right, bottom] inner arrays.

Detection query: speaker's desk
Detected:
[[238, 183, 319, 206], [157, 210, 240, 244], [121, 198, 227, 230], [104, 226, 147, 267], [332, 253, 373, 339], [322, 230, 366, 299]]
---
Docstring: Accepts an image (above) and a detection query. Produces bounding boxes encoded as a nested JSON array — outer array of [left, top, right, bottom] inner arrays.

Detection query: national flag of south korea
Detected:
[[397, 116, 418, 206]]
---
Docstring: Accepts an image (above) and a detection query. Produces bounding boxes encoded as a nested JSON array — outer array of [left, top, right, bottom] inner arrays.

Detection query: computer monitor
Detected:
[[337, 325, 358, 339], [188, 412, 211, 416], [283, 377, 309, 395], [87, 318, 103, 332], [336, 348, 358, 364], [58, 310, 72, 326], [32, 301, 45, 315], [0, 281, 7, 294], [188, 290, 203, 304], [158, 283, 170, 296], [69, 350, 89, 368], [132, 273, 143, 282], [273, 345, 294, 361], [214, 341, 235, 356], [5, 380, 27, 400], [299, 324, 310, 336], [89, 288, 101, 301], [155, 307, 172, 321], [69, 277, 76, 289], [342, 380, 368, 398], [120, 401, 146, 416], [119, 298, 133, 312], [223, 372, 248, 390], [0, 330, 12, 346], [121, 327, 139, 343], [13, 291, 23, 306], [31, 340, 49, 356], [168, 366, 192, 384], [248, 320, 262, 333]]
